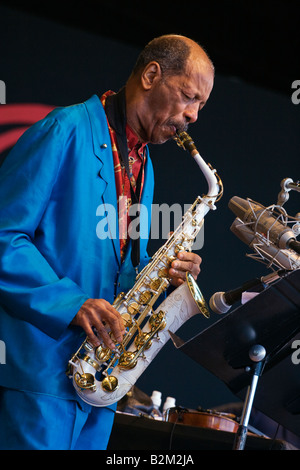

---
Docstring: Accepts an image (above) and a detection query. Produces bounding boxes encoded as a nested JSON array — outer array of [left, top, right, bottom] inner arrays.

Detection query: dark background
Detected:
[[0, 1, 299, 411]]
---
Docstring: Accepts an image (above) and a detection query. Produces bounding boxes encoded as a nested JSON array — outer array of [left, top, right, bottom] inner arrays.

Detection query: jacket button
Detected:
[[101, 143, 107, 149]]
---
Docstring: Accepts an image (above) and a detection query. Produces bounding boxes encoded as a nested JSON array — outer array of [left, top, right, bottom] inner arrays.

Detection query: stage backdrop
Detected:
[[0, 5, 299, 411]]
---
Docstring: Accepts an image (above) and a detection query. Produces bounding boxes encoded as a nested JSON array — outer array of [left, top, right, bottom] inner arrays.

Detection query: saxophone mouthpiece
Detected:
[[174, 131, 198, 157]]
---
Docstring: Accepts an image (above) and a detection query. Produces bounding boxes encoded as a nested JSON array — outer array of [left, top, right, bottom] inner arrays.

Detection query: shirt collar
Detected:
[[126, 123, 147, 155]]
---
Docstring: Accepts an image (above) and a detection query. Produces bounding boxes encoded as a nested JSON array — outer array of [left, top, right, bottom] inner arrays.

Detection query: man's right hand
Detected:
[[71, 299, 126, 349]]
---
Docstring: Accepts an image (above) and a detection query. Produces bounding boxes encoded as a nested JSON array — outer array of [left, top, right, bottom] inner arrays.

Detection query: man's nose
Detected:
[[184, 102, 199, 124]]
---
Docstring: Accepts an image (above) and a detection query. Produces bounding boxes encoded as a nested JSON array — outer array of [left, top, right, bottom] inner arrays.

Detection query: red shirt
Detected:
[[100, 91, 147, 261]]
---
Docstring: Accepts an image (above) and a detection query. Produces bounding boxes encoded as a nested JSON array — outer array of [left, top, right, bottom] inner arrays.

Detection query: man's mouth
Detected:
[[170, 125, 177, 135], [170, 122, 188, 135]]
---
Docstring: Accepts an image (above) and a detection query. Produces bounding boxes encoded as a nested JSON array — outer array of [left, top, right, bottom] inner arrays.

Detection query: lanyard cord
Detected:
[[104, 87, 143, 267]]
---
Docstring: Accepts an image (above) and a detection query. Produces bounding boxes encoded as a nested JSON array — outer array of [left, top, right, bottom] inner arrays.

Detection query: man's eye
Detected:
[[182, 92, 191, 100]]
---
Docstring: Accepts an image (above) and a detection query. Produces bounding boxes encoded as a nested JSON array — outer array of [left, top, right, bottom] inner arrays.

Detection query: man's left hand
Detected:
[[169, 251, 202, 287]]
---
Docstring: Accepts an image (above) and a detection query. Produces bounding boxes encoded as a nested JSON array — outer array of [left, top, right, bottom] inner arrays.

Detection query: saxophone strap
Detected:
[[104, 87, 143, 268]]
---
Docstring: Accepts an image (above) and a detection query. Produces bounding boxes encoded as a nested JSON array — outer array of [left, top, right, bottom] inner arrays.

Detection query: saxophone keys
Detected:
[[113, 291, 125, 308], [121, 312, 133, 327], [101, 375, 118, 392], [139, 290, 152, 304], [127, 301, 140, 316], [174, 244, 185, 254], [83, 340, 94, 352], [95, 345, 113, 363], [118, 351, 138, 370], [149, 311, 167, 331], [158, 267, 168, 278], [78, 353, 102, 371], [134, 332, 152, 350], [149, 277, 162, 291], [74, 372, 96, 391]]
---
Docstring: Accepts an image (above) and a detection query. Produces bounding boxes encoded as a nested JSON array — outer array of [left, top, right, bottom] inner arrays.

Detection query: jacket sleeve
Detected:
[[0, 115, 89, 340]]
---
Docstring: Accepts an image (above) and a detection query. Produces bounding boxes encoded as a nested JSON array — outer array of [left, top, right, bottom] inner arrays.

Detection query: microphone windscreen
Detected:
[[209, 292, 231, 314]]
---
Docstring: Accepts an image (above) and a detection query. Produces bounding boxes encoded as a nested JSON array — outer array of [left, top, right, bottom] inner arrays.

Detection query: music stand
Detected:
[[170, 269, 300, 450]]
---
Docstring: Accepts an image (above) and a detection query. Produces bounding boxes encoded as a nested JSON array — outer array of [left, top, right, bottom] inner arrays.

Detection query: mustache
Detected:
[[169, 120, 189, 134]]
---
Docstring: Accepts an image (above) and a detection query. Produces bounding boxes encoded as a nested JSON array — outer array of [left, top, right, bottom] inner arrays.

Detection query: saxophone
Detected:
[[67, 132, 223, 407]]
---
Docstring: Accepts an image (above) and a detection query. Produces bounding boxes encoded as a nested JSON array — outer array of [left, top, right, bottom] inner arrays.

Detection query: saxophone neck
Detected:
[[174, 131, 223, 202]]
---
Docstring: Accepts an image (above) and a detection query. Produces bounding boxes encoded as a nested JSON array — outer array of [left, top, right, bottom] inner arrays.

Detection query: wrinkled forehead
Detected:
[[183, 56, 214, 94], [185, 50, 214, 78]]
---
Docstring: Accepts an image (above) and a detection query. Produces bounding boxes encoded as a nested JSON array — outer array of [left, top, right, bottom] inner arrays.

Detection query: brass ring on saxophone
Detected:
[[186, 272, 210, 318]]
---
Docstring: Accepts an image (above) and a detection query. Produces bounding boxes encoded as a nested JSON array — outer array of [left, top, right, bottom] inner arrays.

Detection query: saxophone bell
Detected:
[[186, 272, 210, 319]]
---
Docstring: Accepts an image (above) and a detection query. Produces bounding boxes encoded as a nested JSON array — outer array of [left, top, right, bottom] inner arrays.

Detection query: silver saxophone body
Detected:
[[67, 132, 223, 407]]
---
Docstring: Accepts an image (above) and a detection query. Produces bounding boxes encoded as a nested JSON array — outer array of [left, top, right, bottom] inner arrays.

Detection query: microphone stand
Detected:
[[171, 270, 300, 449], [232, 345, 266, 451]]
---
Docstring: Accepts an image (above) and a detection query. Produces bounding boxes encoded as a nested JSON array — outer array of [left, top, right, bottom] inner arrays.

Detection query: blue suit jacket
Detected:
[[0, 95, 154, 400]]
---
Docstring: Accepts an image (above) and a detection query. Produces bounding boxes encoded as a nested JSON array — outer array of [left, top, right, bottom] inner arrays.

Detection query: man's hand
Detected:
[[169, 251, 202, 287], [71, 298, 126, 349]]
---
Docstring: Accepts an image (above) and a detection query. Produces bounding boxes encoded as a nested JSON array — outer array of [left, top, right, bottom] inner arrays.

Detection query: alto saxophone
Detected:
[[67, 131, 223, 407]]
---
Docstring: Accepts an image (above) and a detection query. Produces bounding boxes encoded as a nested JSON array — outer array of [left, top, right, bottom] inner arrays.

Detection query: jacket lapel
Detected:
[[84, 95, 121, 266]]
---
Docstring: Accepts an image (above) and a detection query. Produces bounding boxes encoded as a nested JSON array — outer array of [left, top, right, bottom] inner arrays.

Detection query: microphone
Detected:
[[230, 218, 300, 270], [209, 271, 282, 314], [228, 196, 300, 254]]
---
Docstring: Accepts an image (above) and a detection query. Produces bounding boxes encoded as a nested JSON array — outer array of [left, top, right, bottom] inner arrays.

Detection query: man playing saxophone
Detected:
[[0, 34, 214, 449]]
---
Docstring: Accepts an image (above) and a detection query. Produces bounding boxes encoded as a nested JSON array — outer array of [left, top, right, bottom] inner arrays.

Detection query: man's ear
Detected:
[[140, 61, 162, 90]]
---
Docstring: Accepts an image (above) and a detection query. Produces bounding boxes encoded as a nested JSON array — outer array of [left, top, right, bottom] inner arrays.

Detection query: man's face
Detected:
[[141, 58, 214, 145]]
